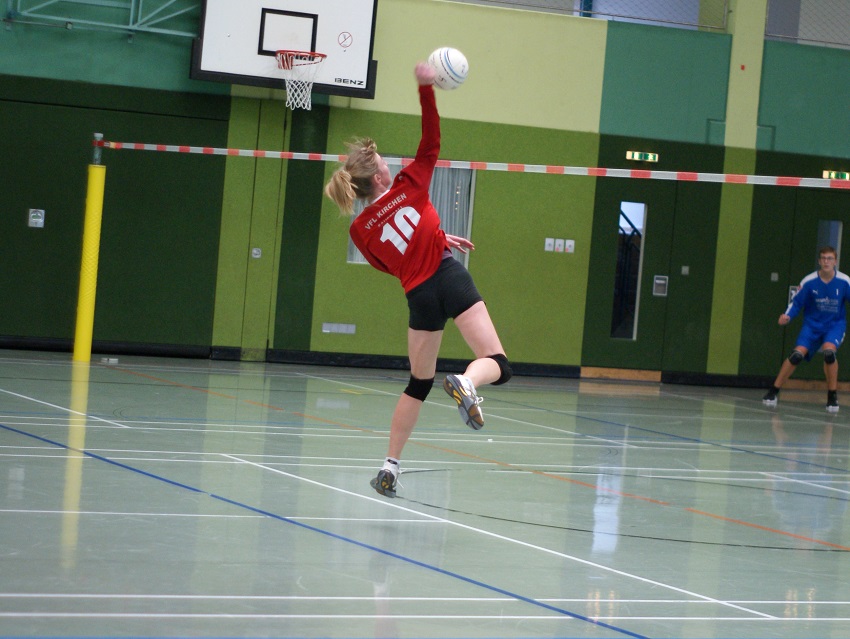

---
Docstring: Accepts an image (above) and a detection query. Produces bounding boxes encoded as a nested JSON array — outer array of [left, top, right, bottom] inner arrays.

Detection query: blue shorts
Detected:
[[796, 324, 846, 360]]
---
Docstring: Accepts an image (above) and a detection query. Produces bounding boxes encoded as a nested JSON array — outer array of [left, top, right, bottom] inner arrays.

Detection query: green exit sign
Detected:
[[626, 151, 659, 163], [824, 170, 850, 180]]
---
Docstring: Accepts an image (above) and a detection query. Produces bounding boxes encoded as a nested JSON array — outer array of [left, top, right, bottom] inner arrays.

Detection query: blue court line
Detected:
[[0, 422, 650, 639]]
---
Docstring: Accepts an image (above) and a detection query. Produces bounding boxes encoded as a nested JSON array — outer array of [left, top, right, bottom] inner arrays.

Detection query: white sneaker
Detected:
[[443, 374, 484, 430]]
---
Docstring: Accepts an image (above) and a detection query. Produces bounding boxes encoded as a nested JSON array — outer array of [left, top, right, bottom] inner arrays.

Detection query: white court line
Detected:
[[661, 386, 844, 424], [0, 363, 820, 622], [7, 441, 833, 484], [762, 472, 850, 496], [294, 371, 644, 449], [1, 593, 845, 605], [0, 613, 585, 620], [0, 509, 437, 525], [0, 388, 129, 429], [0, 612, 846, 622], [223, 453, 776, 620], [0, 594, 510, 600]]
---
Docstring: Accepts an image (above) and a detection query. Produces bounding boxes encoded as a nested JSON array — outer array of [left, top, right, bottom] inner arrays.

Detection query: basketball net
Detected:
[[276, 50, 327, 110]]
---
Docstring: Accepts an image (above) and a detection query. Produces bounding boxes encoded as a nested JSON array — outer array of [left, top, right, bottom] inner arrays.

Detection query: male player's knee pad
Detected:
[[403, 375, 434, 401], [788, 349, 804, 365], [824, 349, 837, 365], [488, 354, 512, 385]]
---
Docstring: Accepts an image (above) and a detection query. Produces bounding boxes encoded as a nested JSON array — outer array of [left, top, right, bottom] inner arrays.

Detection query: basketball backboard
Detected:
[[191, 0, 378, 99]]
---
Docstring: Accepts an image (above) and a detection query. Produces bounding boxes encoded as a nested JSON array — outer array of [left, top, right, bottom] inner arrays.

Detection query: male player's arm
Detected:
[[780, 278, 809, 324]]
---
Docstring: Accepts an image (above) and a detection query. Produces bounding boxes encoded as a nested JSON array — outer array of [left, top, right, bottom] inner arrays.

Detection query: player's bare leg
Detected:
[[371, 329, 442, 497], [443, 302, 507, 429]]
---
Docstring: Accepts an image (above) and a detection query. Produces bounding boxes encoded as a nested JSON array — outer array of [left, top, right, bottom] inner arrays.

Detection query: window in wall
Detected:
[[610, 201, 647, 340], [347, 161, 476, 266]]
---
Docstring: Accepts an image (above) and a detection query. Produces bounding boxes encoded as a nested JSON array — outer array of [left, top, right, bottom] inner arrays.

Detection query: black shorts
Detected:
[[406, 257, 483, 331]]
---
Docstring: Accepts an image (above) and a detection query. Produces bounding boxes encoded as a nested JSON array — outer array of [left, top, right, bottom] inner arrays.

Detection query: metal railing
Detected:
[[7, 1, 848, 51], [4, 0, 200, 37], [455, 0, 728, 31], [765, 0, 850, 50]]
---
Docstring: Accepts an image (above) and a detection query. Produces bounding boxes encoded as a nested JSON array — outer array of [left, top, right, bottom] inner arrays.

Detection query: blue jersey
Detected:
[[785, 270, 850, 331]]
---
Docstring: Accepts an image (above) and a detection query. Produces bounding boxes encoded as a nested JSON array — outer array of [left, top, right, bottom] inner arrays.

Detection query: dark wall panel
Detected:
[[274, 105, 330, 350], [0, 75, 230, 349]]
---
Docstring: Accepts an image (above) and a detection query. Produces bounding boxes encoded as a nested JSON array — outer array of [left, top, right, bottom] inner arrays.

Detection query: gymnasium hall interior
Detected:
[[1, 1, 849, 638]]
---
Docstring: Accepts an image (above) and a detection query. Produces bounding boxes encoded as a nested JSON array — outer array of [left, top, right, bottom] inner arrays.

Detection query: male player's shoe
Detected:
[[443, 374, 484, 430], [827, 390, 839, 413], [762, 388, 779, 407]]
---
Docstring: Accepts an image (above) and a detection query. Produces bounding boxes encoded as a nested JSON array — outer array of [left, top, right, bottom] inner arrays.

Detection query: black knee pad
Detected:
[[788, 349, 804, 365], [824, 349, 837, 364], [488, 354, 512, 385], [403, 375, 434, 401]]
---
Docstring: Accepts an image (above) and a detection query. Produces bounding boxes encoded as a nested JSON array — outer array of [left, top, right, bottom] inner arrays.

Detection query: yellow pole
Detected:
[[61, 360, 90, 569], [73, 134, 107, 363]]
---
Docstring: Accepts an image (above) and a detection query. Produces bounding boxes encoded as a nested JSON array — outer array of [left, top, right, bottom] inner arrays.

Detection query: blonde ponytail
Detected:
[[324, 137, 381, 217], [324, 170, 357, 216]]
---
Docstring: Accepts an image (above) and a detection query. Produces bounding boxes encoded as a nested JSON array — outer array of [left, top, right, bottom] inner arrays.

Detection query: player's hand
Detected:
[[415, 62, 436, 86], [778, 314, 791, 325], [445, 234, 474, 254]]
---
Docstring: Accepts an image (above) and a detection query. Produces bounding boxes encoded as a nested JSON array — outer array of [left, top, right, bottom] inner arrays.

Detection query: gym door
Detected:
[[582, 178, 677, 370]]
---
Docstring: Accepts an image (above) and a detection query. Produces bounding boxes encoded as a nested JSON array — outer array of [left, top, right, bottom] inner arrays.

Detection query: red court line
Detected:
[[108, 366, 239, 401], [410, 439, 670, 505], [686, 508, 850, 551], [245, 400, 286, 411]]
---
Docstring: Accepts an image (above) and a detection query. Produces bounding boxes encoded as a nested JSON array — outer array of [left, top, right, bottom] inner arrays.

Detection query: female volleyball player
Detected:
[[324, 62, 511, 497]]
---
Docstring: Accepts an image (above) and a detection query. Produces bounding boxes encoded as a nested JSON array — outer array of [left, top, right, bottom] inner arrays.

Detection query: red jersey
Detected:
[[349, 84, 449, 293]]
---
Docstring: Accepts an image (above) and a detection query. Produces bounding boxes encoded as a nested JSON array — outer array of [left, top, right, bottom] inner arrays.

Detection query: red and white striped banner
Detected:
[[95, 139, 850, 190]]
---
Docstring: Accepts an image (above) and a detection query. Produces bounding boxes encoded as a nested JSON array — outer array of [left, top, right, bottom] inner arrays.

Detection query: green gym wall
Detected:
[[1, 0, 849, 383]]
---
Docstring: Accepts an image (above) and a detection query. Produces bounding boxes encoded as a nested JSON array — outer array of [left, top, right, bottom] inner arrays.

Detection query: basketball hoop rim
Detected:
[[276, 50, 327, 69]]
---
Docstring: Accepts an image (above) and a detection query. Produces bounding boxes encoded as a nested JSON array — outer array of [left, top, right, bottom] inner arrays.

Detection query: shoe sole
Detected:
[[827, 405, 839, 413], [763, 399, 777, 407], [370, 475, 396, 498], [443, 375, 484, 430]]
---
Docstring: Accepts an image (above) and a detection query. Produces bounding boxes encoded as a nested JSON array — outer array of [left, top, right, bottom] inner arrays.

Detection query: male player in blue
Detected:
[[763, 246, 850, 412]]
